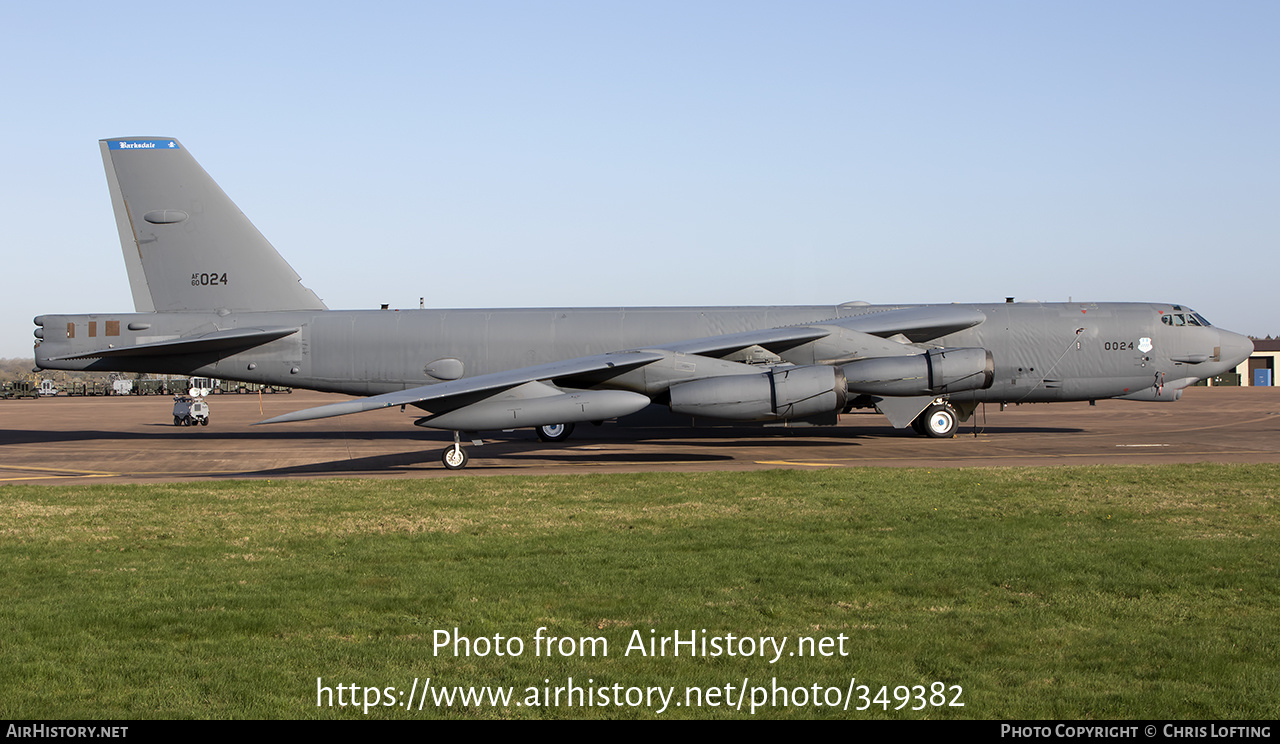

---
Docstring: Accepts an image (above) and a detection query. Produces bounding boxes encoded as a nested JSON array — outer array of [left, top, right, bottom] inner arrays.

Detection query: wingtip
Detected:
[[253, 398, 380, 425]]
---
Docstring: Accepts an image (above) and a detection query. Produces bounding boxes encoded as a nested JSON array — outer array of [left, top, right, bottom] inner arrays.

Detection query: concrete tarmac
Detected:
[[1, 387, 1277, 483]]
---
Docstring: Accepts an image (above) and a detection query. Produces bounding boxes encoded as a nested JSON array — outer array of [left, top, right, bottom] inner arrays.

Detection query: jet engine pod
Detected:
[[843, 347, 994, 397], [668, 365, 847, 421], [419, 388, 651, 431]]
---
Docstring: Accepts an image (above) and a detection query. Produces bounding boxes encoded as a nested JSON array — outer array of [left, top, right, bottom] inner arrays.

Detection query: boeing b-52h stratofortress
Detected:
[[34, 138, 1254, 468]]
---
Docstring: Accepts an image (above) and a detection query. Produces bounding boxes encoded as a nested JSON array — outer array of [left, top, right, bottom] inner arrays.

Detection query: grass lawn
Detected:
[[2, 464, 1277, 719]]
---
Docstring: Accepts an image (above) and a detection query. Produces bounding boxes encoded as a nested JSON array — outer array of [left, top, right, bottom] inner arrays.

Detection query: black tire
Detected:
[[174, 416, 182, 426], [536, 423, 575, 442], [200, 418, 209, 426], [441, 445, 469, 470], [921, 403, 958, 438]]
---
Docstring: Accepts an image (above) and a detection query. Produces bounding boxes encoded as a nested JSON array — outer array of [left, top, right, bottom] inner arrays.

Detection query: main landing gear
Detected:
[[536, 423, 575, 442], [911, 401, 958, 438]]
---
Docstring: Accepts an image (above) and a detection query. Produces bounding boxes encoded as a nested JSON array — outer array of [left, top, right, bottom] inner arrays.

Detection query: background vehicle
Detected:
[[172, 395, 209, 426], [1, 381, 40, 399]]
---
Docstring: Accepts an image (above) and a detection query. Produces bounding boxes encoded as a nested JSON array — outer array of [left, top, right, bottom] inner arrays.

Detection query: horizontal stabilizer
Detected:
[[48, 326, 299, 361], [257, 350, 665, 425]]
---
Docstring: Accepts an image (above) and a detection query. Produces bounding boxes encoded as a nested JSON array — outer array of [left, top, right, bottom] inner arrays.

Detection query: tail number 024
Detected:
[[192, 273, 228, 286]]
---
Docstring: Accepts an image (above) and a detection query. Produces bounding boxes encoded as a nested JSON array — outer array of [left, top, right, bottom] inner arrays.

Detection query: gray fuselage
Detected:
[[34, 301, 1249, 407]]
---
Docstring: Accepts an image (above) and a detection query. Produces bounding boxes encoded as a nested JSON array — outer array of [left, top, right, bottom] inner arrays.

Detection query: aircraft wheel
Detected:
[[536, 423, 575, 442], [441, 445, 469, 470], [921, 403, 958, 438]]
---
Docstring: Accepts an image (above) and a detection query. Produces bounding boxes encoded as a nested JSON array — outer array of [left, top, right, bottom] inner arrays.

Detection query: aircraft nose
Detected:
[[1218, 330, 1254, 367]]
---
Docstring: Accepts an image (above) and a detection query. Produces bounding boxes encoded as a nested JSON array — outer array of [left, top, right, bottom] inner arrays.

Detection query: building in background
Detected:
[[1236, 338, 1277, 387]]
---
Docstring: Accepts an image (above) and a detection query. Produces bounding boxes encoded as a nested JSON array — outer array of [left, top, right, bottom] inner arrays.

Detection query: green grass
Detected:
[[1, 464, 1277, 719]]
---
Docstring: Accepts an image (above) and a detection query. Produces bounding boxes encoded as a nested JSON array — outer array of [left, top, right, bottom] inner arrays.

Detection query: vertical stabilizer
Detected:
[[100, 138, 328, 313]]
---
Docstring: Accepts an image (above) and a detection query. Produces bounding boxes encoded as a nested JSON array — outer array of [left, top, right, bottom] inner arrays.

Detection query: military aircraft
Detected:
[[33, 138, 1254, 469]]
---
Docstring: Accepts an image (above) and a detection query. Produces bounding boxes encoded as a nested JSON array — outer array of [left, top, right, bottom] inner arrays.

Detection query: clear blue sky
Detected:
[[3, 1, 1277, 358]]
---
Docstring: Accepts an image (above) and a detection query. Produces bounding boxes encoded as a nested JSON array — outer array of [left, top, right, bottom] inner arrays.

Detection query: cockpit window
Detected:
[[1160, 308, 1213, 327]]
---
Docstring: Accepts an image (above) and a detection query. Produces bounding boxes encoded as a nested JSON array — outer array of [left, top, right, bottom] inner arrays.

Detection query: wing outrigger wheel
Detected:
[[441, 443, 469, 470], [536, 423, 575, 442], [919, 403, 958, 438]]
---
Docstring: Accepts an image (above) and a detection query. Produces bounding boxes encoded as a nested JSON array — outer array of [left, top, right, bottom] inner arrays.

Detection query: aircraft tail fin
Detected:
[[100, 138, 327, 313]]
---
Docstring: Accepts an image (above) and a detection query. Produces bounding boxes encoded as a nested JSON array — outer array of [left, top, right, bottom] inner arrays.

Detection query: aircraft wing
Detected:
[[657, 326, 832, 357], [258, 304, 990, 426], [258, 326, 846, 425], [652, 305, 986, 358], [830, 305, 988, 342], [256, 326, 840, 427], [256, 350, 665, 424]]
